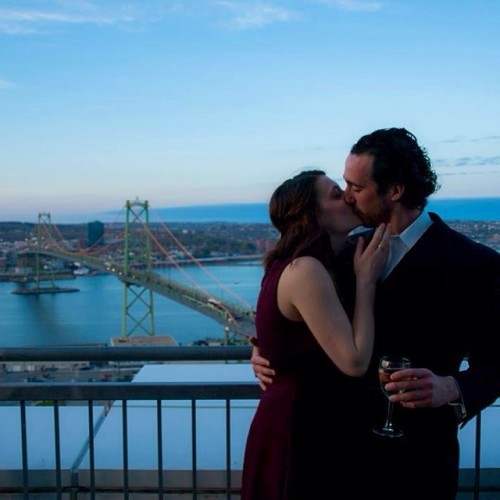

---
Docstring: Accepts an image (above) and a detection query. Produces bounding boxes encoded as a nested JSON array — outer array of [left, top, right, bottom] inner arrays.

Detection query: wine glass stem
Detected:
[[384, 401, 395, 430]]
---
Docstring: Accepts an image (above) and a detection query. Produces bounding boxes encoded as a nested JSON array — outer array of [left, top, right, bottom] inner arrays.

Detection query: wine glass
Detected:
[[372, 355, 411, 438]]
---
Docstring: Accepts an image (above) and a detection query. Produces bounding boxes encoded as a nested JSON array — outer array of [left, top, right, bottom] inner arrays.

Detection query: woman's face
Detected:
[[315, 175, 362, 235]]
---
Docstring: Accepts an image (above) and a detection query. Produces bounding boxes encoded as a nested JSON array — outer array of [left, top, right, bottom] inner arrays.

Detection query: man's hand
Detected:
[[251, 345, 275, 391], [385, 368, 460, 409]]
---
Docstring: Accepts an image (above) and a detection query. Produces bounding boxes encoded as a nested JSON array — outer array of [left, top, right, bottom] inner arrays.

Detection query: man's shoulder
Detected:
[[428, 212, 500, 262]]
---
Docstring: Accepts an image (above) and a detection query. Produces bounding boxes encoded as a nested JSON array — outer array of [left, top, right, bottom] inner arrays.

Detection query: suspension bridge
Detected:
[[14, 200, 258, 341]]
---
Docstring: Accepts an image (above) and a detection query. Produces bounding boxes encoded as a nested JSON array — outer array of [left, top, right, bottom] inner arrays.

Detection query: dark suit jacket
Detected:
[[359, 213, 500, 499]]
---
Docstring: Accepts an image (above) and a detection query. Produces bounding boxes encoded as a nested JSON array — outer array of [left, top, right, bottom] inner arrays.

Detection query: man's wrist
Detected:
[[447, 376, 466, 421]]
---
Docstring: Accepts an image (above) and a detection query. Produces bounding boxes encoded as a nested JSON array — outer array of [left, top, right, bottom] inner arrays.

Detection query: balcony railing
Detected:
[[0, 346, 498, 499]]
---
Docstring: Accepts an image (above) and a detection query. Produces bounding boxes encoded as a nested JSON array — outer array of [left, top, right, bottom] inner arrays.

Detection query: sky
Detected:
[[1, 0, 499, 223]]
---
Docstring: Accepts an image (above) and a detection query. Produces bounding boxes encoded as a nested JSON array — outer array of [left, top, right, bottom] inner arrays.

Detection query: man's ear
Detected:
[[388, 184, 404, 202]]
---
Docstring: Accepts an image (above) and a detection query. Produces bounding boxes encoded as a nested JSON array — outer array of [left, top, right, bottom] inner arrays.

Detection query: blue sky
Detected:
[[1, 0, 499, 222]]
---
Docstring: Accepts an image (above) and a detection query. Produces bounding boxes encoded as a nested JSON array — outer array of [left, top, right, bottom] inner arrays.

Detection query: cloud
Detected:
[[0, 1, 175, 34], [471, 135, 500, 143], [435, 156, 500, 168], [439, 170, 498, 177], [214, 1, 297, 29], [0, 0, 385, 36], [0, 1, 297, 34], [0, 78, 15, 89], [442, 135, 500, 144], [0, 9, 111, 24], [310, 0, 382, 12], [0, 9, 123, 35], [459, 156, 500, 167]]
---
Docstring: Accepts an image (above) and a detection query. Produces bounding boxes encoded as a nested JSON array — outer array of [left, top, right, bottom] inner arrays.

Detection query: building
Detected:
[[87, 220, 104, 248]]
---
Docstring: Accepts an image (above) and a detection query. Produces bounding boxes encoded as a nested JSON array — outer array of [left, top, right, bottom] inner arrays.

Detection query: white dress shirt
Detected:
[[382, 211, 433, 280]]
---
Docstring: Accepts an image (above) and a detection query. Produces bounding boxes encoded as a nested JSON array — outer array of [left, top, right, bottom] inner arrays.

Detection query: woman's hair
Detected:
[[350, 127, 440, 209], [263, 169, 335, 272]]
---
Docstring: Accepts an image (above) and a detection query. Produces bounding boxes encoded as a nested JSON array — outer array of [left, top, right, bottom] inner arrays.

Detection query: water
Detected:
[[0, 263, 263, 348]]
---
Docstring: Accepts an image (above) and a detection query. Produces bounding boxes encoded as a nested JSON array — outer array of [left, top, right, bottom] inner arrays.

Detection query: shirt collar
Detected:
[[397, 210, 433, 250]]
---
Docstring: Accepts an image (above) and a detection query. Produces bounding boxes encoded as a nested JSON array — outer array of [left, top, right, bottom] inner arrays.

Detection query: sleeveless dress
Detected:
[[240, 258, 371, 499]]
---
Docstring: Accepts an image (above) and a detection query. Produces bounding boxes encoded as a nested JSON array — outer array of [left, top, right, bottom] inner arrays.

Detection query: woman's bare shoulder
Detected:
[[287, 256, 326, 274]]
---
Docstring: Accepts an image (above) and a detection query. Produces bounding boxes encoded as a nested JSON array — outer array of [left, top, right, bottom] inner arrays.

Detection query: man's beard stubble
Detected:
[[352, 200, 392, 228]]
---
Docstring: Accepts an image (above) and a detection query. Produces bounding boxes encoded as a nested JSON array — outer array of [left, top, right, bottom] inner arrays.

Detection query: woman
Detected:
[[241, 170, 389, 499]]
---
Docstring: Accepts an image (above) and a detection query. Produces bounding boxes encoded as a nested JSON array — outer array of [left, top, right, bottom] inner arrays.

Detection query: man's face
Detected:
[[343, 153, 392, 227]]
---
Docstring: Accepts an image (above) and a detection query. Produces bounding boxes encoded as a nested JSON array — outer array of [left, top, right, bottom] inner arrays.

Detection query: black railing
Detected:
[[0, 382, 260, 498], [0, 346, 259, 499], [0, 346, 498, 499]]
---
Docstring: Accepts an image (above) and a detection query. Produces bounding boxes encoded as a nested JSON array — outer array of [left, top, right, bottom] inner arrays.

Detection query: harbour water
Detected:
[[0, 263, 263, 347]]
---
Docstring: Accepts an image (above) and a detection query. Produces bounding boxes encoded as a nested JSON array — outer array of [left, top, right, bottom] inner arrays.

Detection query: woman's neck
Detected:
[[328, 232, 349, 255]]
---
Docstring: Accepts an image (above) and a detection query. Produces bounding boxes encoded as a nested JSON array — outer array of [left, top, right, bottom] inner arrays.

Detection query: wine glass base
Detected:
[[372, 427, 404, 438]]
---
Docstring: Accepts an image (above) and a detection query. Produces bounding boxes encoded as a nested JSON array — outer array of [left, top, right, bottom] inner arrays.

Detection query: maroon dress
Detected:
[[241, 258, 371, 499]]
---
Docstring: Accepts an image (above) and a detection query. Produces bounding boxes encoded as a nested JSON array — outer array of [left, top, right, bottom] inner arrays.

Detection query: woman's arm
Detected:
[[278, 224, 389, 376]]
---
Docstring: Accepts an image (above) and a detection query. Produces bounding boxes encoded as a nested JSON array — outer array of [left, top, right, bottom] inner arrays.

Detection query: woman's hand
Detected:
[[354, 223, 391, 283]]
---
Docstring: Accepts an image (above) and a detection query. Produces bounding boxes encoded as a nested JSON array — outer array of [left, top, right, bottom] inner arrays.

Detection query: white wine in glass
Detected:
[[372, 355, 411, 438]]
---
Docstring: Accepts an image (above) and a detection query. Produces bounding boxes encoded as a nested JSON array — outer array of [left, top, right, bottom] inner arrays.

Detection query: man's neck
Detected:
[[390, 207, 422, 235]]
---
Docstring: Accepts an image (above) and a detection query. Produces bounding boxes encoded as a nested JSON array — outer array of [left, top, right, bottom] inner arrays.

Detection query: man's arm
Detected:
[[387, 240, 500, 424], [250, 342, 275, 391]]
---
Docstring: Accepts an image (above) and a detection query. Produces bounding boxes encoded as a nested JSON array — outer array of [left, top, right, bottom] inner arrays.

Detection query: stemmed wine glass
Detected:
[[372, 355, 411, 438]]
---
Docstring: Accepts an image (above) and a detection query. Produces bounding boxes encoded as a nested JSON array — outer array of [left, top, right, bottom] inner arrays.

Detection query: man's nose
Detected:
[[344, 188, 354, 204]]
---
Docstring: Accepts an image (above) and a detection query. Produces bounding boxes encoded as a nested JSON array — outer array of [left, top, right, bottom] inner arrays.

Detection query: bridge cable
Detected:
[[153, 218, 255, 309]]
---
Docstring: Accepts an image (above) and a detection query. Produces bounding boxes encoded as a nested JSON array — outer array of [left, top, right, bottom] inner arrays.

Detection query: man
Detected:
[[252, 127, 500, 499]]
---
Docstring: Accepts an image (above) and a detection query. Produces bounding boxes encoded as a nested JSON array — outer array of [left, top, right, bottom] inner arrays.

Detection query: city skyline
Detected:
[[1, 0, 500, 222]]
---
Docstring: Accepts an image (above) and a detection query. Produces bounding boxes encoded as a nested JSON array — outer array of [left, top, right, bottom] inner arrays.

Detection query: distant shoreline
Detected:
[[2, 197, 500, 224], [103, 197, 500, 224]]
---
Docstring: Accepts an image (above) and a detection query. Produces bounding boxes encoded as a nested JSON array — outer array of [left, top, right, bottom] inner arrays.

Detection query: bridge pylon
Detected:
[[36, 212, 56, 289], [122, 199, 156, 338]]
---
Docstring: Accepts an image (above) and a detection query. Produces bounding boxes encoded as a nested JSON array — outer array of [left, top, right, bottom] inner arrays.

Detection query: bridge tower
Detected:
[[121, 199, 156, 337], [35, 212, 56, 289]]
